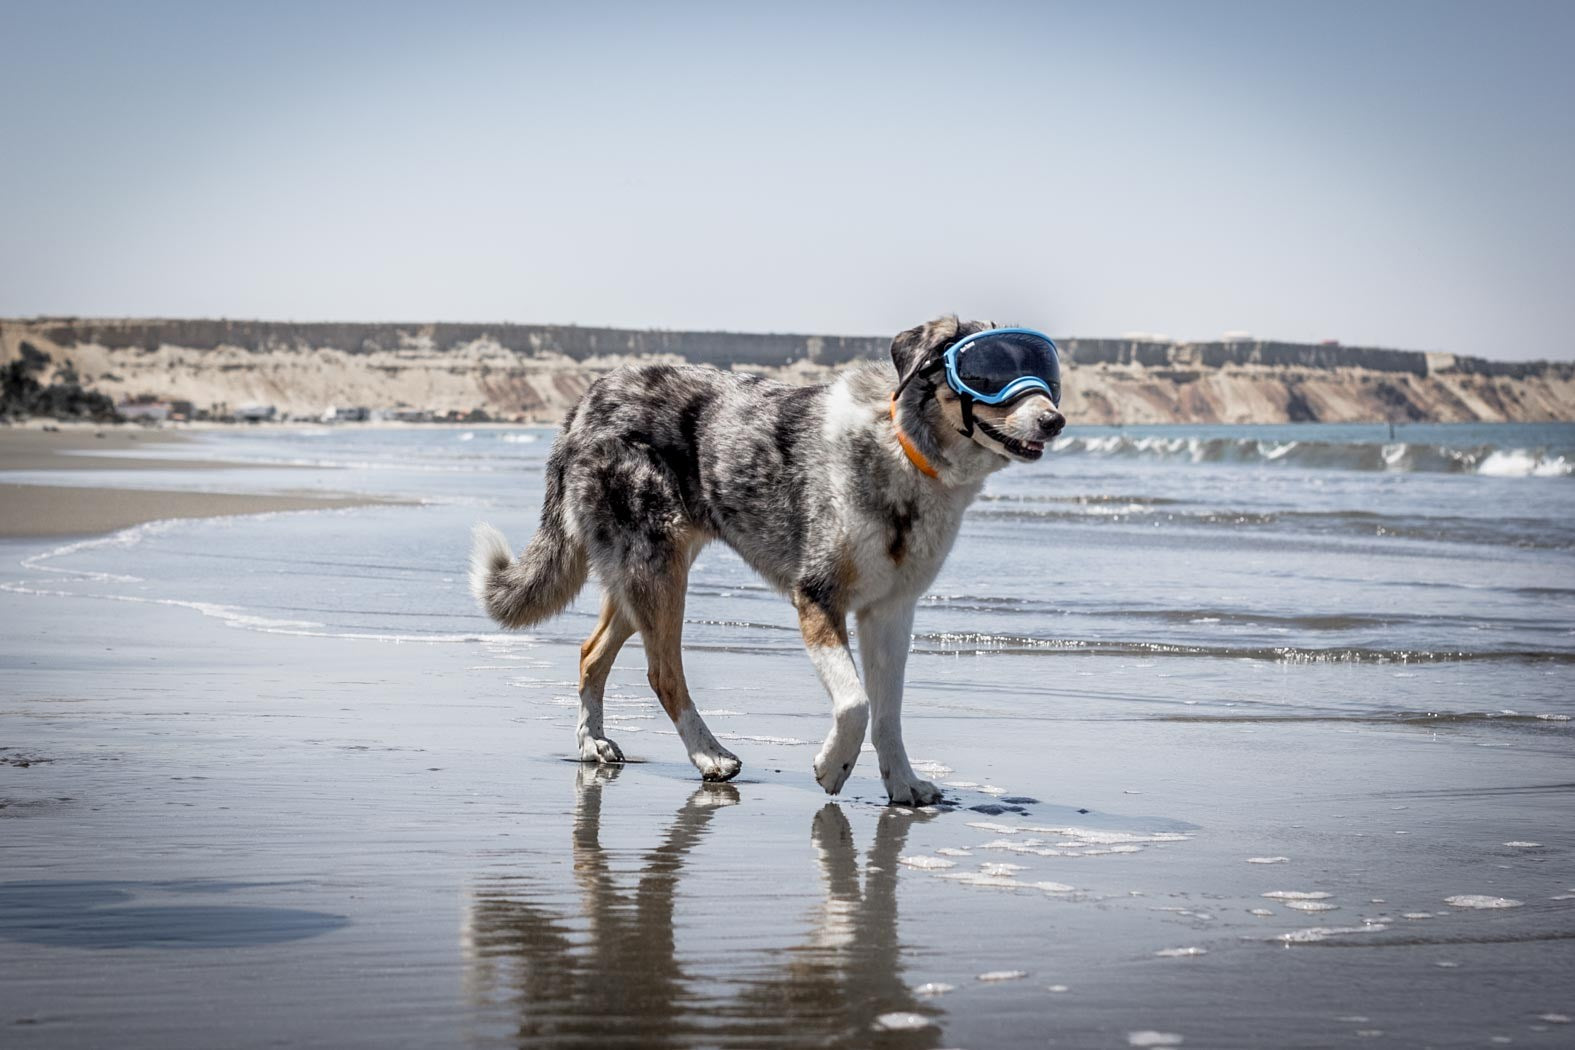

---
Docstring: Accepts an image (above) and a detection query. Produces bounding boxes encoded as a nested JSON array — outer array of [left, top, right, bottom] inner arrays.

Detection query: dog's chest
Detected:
[[842, 492, 965, 606]]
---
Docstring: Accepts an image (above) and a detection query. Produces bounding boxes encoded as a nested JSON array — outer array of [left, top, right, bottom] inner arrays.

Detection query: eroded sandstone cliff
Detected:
[[2, 318, 1570, 424]]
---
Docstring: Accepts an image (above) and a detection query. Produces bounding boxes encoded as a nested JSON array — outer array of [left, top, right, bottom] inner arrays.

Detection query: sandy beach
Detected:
[[0, 426, 396, 536], [2, 424, 1572, 1049], [0, 424, 192, 466]]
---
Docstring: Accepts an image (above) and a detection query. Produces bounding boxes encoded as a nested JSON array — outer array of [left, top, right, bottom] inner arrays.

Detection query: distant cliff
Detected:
[[2, 317, 1571, 424]]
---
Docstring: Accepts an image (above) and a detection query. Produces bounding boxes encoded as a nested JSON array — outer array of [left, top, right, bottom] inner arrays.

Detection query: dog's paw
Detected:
[[698, 749, 742, 782], [578, 735, 624, 764], [813, 725, 866, 795], [813, 749, 857, 795], [884, 776, 943, 807]]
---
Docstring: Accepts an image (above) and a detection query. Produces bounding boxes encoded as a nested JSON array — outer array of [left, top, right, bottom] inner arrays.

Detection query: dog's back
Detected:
[[474, 364, 842, 625]]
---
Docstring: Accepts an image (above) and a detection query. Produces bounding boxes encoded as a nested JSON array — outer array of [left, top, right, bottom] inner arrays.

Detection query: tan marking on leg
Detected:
[[796, 599, 848, 649], [579, 592, 634, 696], [794, 549, 860, 647], [643, 593, 696, 724], [622, 543, 697, 719]]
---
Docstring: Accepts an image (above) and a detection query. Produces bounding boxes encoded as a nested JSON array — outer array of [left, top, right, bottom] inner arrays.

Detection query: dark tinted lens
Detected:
[[954, 332, 1060, 397]]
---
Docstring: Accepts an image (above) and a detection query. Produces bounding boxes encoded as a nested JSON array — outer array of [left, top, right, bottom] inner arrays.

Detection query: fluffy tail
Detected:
[[469, 514, 588, 629]]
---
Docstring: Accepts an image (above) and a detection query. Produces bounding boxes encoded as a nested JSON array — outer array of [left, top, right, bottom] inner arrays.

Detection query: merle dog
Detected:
[[471, 316, 1064, 804]]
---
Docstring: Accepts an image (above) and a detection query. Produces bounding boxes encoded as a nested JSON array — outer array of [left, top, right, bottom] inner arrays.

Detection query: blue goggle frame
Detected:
[[941, 327, 1061, 407]]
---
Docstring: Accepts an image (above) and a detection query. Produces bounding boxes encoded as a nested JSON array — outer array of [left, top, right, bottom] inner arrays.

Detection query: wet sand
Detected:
[[0, 484, 395, 538], [0, 427, 390, 537], [2, 579, 1571, 1049], [0, 425, 201, 471]]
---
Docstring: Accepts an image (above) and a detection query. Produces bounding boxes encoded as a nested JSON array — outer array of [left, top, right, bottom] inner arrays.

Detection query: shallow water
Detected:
[[3, 421, 1573, 1048], [10, 422, 1575, 694]]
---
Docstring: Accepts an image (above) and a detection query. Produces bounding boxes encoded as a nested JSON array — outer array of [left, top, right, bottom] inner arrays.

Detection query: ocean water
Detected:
[[12, 421, 1575, 709]]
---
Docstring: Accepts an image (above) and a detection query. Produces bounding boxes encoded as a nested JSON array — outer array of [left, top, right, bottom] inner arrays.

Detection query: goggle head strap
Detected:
[[892, 352, 946, 401], [892, 346, 981, 438]]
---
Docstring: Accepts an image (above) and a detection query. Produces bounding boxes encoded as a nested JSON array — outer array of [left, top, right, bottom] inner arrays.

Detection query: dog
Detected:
[[469, 316, 1065, 805]]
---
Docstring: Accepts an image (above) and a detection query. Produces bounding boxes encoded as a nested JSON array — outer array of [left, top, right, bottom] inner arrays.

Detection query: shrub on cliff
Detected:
[[1, 343, 120, 422]]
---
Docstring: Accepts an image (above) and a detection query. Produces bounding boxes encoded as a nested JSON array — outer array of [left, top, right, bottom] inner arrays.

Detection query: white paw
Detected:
[[578, 735, 624, 764], [697, 748, 742, 782], [814, 720, 867, 795], [884, 775, 942, 807], [813, 747, 859, 795]]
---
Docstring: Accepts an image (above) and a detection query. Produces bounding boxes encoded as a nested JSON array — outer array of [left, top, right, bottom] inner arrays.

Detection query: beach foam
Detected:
[[872, 1012, 932, 1031], [1444, 895, 1523, 909], [1274, 924, 1388, 943], [912, 982, 954, 997]]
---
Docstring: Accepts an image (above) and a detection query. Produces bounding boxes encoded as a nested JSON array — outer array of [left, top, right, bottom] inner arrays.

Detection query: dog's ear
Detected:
[[890, 315, 962, 387]]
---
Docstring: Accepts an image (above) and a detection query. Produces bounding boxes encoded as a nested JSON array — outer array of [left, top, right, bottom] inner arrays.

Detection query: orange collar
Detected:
[[889, 395, 940, 480]]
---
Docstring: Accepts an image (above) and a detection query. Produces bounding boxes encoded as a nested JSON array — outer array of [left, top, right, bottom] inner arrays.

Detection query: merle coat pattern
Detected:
[[471, 317, 1065, 804]]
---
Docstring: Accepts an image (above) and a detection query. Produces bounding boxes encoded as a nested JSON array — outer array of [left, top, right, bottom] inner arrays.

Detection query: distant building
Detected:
[[236, 403, 277, 422], [1221, 330, 1254, 343], [323, 406, 369, 422], [117, 401, 170, 422]]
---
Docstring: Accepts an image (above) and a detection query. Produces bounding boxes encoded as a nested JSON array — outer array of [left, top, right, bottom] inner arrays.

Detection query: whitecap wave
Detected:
[[1049, 434, 1573, 477]]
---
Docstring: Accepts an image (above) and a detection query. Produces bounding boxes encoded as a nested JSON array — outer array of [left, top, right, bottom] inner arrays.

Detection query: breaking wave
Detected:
[[1049, 434, 1573, 477]]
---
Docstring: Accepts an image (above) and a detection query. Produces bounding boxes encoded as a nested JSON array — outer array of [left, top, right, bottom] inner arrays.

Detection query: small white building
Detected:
[[117, 401, 170, 422], [236, 403, 277, 422]]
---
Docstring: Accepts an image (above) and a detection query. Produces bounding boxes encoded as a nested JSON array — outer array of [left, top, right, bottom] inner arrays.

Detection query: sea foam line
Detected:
[[1, 579, 519, 644]]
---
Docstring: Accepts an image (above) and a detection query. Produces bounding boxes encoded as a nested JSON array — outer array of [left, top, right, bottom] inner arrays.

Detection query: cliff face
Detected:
[[2, 318, 1571, 424]]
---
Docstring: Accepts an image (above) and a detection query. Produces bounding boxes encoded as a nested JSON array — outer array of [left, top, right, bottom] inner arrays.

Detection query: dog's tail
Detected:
[[469, 502, 588, 630]]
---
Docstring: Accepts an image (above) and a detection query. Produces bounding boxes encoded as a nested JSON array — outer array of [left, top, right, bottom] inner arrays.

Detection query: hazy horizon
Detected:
[[3, 1, 1572, 360]]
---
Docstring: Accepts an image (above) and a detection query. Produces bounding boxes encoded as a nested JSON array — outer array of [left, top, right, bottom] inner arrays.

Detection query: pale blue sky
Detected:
[[2, 1, 1571, 358]]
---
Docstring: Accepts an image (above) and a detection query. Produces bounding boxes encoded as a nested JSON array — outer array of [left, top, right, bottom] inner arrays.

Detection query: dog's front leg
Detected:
[[794, 596, 869, 795], [857, 601, 942, 806]]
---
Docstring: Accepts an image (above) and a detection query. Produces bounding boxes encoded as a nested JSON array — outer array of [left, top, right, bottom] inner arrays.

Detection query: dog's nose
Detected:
[[1036, 410, 1066, 439]]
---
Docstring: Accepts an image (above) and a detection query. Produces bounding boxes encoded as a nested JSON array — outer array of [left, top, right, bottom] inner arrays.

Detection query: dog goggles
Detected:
[[943, 328, 1062, 407]]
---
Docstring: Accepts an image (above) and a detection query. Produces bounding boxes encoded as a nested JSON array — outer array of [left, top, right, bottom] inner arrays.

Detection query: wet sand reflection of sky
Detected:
[[0, 880, 348, 950]]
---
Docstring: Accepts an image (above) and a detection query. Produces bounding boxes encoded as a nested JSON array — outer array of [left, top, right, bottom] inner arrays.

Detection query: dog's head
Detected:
[[890, 316, 1066, 466]]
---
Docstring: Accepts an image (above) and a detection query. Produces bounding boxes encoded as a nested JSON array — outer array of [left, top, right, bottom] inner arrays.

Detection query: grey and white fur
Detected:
[[469, 316, 1065, 804]]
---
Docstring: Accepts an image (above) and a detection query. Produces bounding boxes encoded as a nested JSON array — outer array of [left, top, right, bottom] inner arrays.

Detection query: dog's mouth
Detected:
[[975, 418, 1044, 461]]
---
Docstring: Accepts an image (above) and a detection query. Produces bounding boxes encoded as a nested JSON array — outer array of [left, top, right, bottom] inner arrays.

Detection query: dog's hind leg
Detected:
[[619, 556, 742, 783], [795, 584, 870, 797], [857, 600, 941, 806], [577, 591, 635, 764]]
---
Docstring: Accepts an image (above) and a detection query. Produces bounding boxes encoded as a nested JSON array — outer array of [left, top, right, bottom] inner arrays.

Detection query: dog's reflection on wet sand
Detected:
[[464, 765, 941, 1048]]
